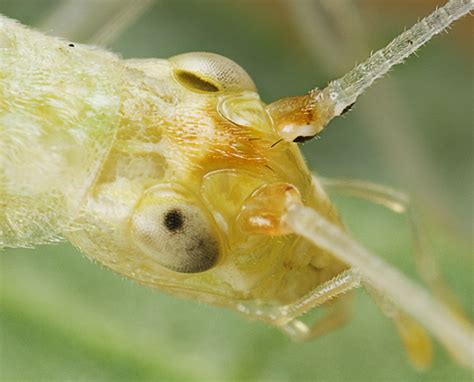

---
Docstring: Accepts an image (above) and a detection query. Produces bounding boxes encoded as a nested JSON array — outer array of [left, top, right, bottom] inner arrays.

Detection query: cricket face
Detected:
[[129, 52, 313, 262], [71, 52, 316, 301]]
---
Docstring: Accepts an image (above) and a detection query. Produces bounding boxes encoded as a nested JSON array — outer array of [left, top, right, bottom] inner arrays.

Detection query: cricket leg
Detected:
[[318, 176, 468, 322], [366, 285, 433, 370], [279, 294, 353, 341], [282, 202, 473, 369], [236, 269, 360, 339]]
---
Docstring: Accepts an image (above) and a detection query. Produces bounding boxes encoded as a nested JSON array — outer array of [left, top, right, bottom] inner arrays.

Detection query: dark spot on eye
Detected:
[[164, 209, 184, 232], [175, 69, 220, 92], [68, 43, 75, 47], [341, 102, 355, 115]]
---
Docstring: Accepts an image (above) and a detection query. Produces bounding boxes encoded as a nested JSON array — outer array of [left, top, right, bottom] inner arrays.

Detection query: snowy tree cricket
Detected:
[[1, 0, 473, 371]]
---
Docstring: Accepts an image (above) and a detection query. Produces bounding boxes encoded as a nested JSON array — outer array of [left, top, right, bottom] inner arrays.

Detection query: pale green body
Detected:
[[0, 15, 123, 246]]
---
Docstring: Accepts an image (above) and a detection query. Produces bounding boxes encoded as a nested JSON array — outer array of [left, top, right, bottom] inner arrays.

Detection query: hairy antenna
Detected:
[[324, 0, 474, 116], [268, 0, 473, 141]]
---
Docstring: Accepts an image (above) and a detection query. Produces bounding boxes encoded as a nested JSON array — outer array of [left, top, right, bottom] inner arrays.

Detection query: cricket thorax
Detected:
[[0, 16, 123, 247]]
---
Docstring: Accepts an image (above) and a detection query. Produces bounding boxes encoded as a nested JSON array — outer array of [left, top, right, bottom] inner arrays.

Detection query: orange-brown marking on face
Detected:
[[195, 104, 274, 176]]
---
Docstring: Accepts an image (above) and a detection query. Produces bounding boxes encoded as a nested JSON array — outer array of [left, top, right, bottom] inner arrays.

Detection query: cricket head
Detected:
[[69, 52, 333, 304]]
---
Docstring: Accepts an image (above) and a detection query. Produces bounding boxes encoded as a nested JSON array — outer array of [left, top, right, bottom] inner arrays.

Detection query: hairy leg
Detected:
[[236, 269, 360, 335], [280, 294, 353, 341]]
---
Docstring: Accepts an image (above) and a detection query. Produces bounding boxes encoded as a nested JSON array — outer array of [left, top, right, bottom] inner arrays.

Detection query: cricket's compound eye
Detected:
[[131, 186, 221, 273], [170, 52, 256, 93]]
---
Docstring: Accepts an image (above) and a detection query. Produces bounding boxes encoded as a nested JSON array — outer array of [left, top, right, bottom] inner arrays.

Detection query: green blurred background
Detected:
[[0, 1, 472, 381]]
